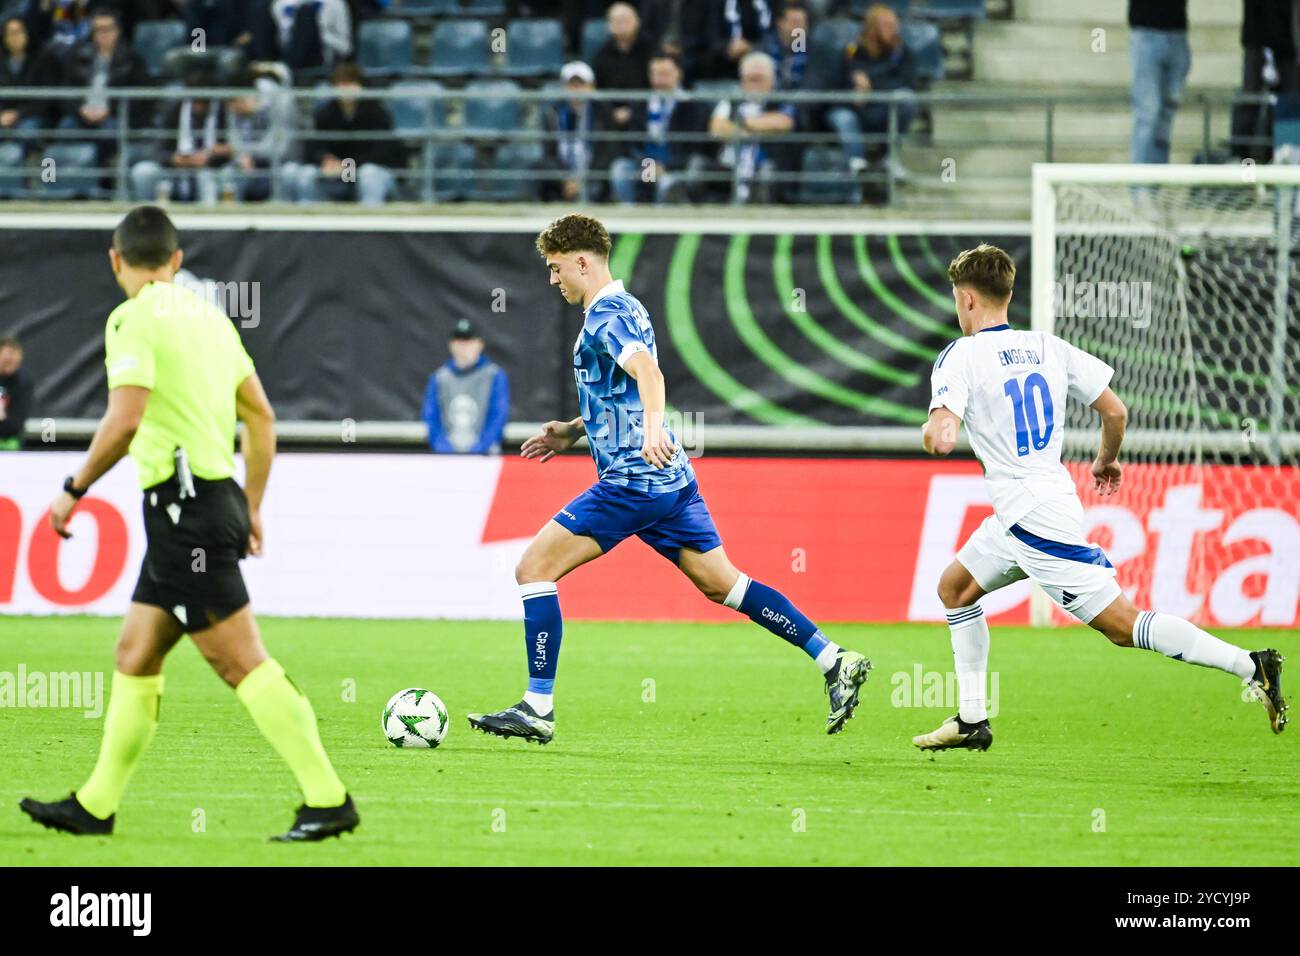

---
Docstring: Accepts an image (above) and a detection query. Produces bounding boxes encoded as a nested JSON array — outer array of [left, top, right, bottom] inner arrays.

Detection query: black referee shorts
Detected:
[[131, 474, 252, 632]]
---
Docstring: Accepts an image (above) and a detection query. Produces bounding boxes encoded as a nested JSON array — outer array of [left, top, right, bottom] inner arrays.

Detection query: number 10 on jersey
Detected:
[[1003, 373, 1054, 456]]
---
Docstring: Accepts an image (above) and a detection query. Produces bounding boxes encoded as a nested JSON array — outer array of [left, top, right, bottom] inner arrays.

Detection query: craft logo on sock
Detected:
[[534, 631, 548, 671], [49, 886, 151, 936], [760, 607, 797, 638], [0, 666, 103, 718]]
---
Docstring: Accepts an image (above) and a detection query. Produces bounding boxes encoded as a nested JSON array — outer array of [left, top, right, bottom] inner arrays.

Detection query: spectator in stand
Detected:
[[1237, 1, 1298, 159], [768, 2, 810, 91], [183, 0, 256, 54], [609, 50, 708, 204], [592, 2, 652, 137], [23, 0, 93, 54], [0, 336, 32, 452], [1242, 0, 1298, 91], [118, 2, 187, 40], [59, 8, 150, 166], [541, 60, 613, 202], [699, 50, 797, 203], [683, 0, 777, 83], [640, 0, 687, 59], [223, 61, 296, 201], [282, 62, 400, 205], [547, 0, 610, 59], [827, 3, 918, 181], [1, 16, 56, 137], [422, 319, 510, 456], [271, 0, 352, 71], [130, 68, 230, 203], [1129, 0, 1189, 164]]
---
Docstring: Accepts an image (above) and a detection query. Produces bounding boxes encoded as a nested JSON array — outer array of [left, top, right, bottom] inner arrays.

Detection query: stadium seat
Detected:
[[134, 19, 187, 79], [849, 0, 911, 16], [391, 80, 449, 136], [915, 0, 986, 20], [501, 19, 566, 78], [0, 142, 25, 200], [389, 0, 460, 15], [38, 143, 103, 200], [425, 19, 491, 78], [581, 17, 609, 63], [460, 80, 523, 136], [693, 79, 741, 98], [459, 0, 506, 15], [1275, 93, 1300, 151], [161, 46, 223, 82], [472, 142, 544, 201], [214, 46, 247, 83], [902, 20, 944, 84], [796, 146, 859, 205], [431, 142, 477, 201], [358, 20, 415, 80], [807, 18, 860, 90]]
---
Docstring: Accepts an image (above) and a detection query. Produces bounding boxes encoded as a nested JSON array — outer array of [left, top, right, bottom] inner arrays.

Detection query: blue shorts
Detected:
[[553, 479, 723, 564]]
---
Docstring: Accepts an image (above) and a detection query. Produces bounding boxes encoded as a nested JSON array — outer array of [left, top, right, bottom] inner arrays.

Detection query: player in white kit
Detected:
[[913, 244, 1287, 750]]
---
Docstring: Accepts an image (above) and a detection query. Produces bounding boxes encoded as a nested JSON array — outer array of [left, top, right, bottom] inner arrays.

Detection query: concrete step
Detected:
[[1015, 0, 1242, 27], [977, 20, 1240, 55], [898, 142, 1180, 177], [931, 99, 1224, 146], [973, 40, 1239, 88]]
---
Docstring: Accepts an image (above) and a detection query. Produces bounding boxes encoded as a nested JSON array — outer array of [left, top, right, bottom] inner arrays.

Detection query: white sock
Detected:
[[946, 604, 990, 723], [1135, 611, 1255, 680], [522, 691, 553, 716], [814, 641, 840, 674]]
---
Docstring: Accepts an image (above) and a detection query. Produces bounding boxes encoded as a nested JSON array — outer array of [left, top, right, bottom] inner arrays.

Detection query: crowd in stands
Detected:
[[0, 0, 970, 204]]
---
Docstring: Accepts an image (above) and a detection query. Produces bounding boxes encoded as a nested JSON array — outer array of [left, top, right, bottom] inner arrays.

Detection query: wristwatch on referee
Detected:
[[62, 476, 87, 499]]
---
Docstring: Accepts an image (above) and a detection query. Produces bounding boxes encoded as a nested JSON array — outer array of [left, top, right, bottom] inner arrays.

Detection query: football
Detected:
[[381, 688, 450, 749]]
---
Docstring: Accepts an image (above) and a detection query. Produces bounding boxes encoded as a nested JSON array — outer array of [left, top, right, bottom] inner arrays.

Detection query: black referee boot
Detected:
[[19, 792, 114, 835], [271, 794, 359, 842]]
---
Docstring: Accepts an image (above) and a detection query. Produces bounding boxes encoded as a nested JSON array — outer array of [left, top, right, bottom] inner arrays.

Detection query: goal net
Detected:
[[1029, 164, 1300, 627]]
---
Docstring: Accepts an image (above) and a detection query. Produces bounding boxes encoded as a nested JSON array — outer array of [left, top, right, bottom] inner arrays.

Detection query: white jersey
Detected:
[[929, 325, 1114, 529]]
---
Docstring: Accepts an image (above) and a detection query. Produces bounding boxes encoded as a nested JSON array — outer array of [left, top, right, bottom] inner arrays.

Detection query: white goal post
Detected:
[[1029, 163, 1300, 626]]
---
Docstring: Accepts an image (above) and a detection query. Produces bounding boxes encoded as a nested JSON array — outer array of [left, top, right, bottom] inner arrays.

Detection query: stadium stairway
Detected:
[[895, 0, 1244, 218]]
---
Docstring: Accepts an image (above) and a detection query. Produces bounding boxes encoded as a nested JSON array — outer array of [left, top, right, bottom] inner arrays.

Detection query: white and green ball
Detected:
[[382, 688, 450, 748]]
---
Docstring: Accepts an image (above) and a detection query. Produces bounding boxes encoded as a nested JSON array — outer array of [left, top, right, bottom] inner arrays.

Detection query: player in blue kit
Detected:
[[468, 214, 870, 744]]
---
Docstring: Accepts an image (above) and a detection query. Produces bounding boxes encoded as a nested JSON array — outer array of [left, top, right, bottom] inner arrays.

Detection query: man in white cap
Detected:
[[542, 60, 613, 202]]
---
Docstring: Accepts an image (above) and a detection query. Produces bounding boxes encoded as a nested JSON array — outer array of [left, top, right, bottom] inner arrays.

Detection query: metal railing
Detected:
[[0, 85, 1270, 207]]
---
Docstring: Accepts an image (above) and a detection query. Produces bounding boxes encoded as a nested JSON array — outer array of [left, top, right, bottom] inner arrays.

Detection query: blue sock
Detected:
[[520, 582, 561, 715], [724, 573, 840, 671]]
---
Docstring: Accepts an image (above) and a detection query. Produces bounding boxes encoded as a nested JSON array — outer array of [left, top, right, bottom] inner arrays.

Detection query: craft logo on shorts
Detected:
[[49, 886, 152, 936]]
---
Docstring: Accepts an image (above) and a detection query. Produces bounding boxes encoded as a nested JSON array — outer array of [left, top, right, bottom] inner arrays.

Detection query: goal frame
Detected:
[[1028, 163, 1300, 625]]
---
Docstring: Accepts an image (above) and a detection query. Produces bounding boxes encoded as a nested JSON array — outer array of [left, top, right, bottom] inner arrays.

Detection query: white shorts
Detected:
[[956, 498, 1121, 624]]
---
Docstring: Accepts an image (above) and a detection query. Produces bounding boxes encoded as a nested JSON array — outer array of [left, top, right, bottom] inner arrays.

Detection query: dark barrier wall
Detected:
[[0, 227, 1031, 428]]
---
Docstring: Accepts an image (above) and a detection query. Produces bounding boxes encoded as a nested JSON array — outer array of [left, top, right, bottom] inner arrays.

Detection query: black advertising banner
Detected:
[[0, 227, 1031, 428]]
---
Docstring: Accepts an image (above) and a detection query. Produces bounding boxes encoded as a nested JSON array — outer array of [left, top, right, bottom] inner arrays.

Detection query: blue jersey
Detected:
[[574, 280, 693, 494]]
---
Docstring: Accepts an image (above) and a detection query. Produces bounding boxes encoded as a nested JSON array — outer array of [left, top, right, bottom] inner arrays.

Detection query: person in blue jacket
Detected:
[[422, 319, 510, 454]]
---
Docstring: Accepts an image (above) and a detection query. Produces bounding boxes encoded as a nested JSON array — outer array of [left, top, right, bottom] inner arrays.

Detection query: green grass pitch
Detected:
[[1, 616, 1295, 866]]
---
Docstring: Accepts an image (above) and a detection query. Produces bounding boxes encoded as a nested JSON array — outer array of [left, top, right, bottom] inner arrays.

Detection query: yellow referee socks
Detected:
[[77, 671, 164, 820], [236, 659, 347, 808]]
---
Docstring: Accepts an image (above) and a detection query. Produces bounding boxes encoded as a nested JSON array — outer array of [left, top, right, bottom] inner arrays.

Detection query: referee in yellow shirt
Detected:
[[20, 206, 358, 842]]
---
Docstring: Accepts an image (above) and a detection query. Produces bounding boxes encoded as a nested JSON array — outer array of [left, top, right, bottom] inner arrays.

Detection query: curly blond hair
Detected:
[[535, 213, 612, 258]]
